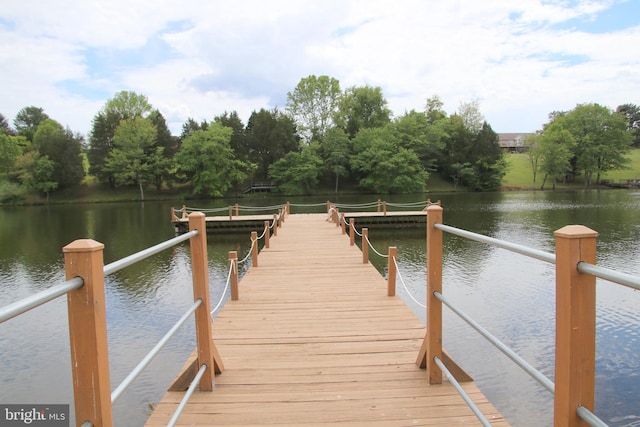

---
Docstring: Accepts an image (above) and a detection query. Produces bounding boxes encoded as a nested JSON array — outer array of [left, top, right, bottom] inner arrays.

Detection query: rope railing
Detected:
[[364, 234, 389, 258], [393, 256, 426, 309], [211, 261, 234, 316]]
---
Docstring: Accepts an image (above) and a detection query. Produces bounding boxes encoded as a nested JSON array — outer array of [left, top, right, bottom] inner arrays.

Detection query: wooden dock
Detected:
[[147, 213, 509, 426]]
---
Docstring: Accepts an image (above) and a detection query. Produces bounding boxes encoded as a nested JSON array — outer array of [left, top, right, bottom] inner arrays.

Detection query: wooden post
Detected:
[[554, 225, 598, 427], [264, 221, 270, 249], [362, 228, 369, 264], [171, 207, 176, 221], [286, 201, 290, 215], [228, 206, 232, 220], [388, 247, 397, 296], [273, 214, 278, 236], [188, 212, 217, 388], [229, 251, 238, 301], [383, 201, 387, 216], [377, 199, 381, 212], [235, 203, 239, 217], [181, 205, 187, 219], [251, 231, 258, 267], [326, 200, 331, 212], [63, 239, 113, 427], [349, 218, 355, 246], [335, 208, 340, 227], [426, 205, 443, 384], [341, 213, 346, 234]]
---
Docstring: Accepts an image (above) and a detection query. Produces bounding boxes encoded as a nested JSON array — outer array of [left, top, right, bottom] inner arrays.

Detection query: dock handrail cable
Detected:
[[0, 212, 223, 427]]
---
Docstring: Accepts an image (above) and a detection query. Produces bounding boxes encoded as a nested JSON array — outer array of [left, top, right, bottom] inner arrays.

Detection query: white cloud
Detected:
[[0, 0, 638, 136]]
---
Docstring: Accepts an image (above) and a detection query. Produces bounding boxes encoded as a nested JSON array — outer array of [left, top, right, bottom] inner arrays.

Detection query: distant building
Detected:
[[498, 133, 534, 153]]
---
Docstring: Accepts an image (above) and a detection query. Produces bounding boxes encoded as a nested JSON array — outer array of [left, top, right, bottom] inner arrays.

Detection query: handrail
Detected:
[[393, 256, 426, 309], [0, 276, 84, 323], [166, 363, 208, 427], [104, 230, 197, 276], [577, 406, 609, 427], [434, 291, 555, 393], [111, 299, 202, 403], [433, 356, 492, 427], [434, 223, 556, 264], [578, 261, 640, 291], [364, 234, 389, 258]]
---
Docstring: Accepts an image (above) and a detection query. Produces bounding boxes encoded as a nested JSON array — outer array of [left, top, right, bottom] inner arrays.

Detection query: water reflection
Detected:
[[1, 192, 639, 426]]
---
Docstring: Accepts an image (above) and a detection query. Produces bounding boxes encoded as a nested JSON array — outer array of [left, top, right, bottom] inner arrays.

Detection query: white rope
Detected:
[[258, 225, 267, 240], [238, 238, 257, 264], [365, 235, 389, 258], [394, 256, 426, 308], [210, 260, 234, 316], [288, 202, 327, 207]]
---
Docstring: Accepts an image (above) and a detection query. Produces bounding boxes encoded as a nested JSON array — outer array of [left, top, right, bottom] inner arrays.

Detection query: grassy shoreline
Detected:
[[3, 149, 639, 206]]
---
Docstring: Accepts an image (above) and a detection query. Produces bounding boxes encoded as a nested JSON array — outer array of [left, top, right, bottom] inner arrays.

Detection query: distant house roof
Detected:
[[498, 133, 535, 149]]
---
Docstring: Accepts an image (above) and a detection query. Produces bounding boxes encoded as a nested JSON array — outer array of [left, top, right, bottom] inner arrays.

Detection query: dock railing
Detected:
[[0, 212, 226, 427], [417, 204, 639, 427]]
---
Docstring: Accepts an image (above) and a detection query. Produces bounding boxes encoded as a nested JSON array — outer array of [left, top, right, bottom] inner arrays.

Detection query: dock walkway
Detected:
[[146, 213, 508, 426]]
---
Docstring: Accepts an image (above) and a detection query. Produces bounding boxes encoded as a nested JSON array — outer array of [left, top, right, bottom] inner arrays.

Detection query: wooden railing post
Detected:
[[388, 246, 397, 296], [335, 208, 340, 227], [188, 212, 217, 389], [426, 205, 443, 384], [273, 214, 278, 236], [264, 221, 270, 248], [341, 213, 346, 234], [251, 231, 258, 267], [377, 199, 381, 212], [349, 218, 355, 246], [554, 225, 598, 427], [63, 239, 113, 427], [362, 228, 369, 264], [181, 205, 187, 219], [228, 206, 232, 220], [383, 201, 387, 216], [235, 203, 239, 217], [286, 201, 290, 215], [229, 251, 239, 301]]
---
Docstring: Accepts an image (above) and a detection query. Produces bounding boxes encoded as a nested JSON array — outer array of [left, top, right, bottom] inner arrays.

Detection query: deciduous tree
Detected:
[[286, 75, 341, 143], [13, 106, 49, 142], [335, 85, 391, 138], [269, 143, 323, 195]]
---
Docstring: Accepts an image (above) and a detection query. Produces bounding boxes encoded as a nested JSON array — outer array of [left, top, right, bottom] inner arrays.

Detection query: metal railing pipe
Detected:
[[0, 276, 84, 323], [111, 299, 202, 404], [435, 223, 556, 264], [103, 231, 197, 276], [166, 363, 208, 427], [434, 356, 492, 427], [577, 406, 609, 427], [434, 291, 555, 394], [578, 261, 640, 291]]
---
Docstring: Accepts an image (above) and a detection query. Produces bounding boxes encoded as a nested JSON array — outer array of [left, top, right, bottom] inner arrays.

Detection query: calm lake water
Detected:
[[1, 190, 639, 426]]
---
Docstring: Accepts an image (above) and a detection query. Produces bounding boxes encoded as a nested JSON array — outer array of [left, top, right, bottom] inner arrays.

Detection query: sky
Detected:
[[1, 0, 639, 138]]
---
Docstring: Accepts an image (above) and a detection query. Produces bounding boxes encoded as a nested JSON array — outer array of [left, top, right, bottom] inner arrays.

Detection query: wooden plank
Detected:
[[146, 213, 509, 426]]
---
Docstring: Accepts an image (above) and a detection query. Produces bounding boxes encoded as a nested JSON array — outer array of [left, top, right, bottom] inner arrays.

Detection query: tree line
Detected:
[[1, 75, 638, 201]]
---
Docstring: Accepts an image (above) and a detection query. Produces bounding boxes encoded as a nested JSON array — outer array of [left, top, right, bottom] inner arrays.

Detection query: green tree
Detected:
[[214, 111, 247, 161], [33, 119, 85, 189], [350, 127, 428, 193], [15, 152, 57, 200], [335, 85, 391, 138], [13, 106, 49, 142], [425, 95, 447, 124], [392, 110, 446, 172], [616, 103, 640, 147], [286, 75, 341, 143], [176, 124, 254, 197], [320, 127, 351, 193], [269, 143, 323, 195], [0, 134, 25, 176], [562, 103, 632, 185], [457, 100, 484, 135], [89, 91, 153, 186], [1, 113, 15, 136], [148, 110, 176, 189], [104, 117, 158, 200], [245, 108, 300, 180], [524, 133, 541, 183], [537, 125, 574, 190], [180, 118, 209, 140]]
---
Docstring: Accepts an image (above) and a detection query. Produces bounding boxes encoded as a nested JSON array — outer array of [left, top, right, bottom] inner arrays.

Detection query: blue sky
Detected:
[[1, 0, 639, 137]]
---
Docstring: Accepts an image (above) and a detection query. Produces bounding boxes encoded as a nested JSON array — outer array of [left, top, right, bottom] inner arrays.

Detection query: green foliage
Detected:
[[335, 85, 391, 138], [616, 103, 640, 147], [320, 127, 351, 192], [104, 117, 159, 200], [0, 134, 25, 176], [245, 108, 300, 180], [13, 106, 49, 142], [392, 110, 446, 172], [15, 152, 58, 199], [33, 119, 85, 189], [0, 180, 25, 203], [176, 124, 254, 197], [286, 75, 341, 143], [269, 143, 323, 195], [350, 128, 428, 193]]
